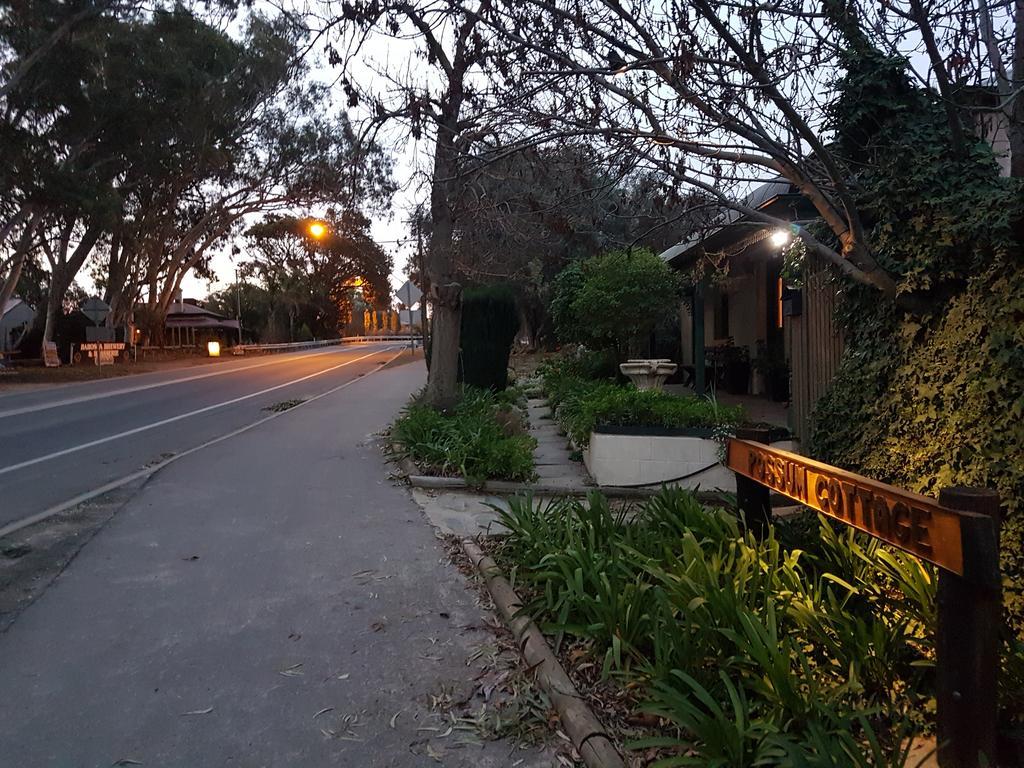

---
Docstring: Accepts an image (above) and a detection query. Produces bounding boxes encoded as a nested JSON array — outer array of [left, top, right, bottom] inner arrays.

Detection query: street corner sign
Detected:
[[727, 439, 997, 583], [80, 296, 111, 326]]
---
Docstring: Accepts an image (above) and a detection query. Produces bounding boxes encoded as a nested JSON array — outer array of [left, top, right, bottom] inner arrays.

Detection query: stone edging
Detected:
[[460, 539, 626, 768], [389, 441, 660, 498]]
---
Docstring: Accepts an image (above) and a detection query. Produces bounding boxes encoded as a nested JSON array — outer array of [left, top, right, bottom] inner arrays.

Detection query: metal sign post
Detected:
[[396, 280, 422, 354]]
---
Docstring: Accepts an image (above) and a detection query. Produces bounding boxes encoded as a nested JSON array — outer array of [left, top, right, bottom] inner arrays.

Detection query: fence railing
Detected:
[[235, 335, 421, 354]]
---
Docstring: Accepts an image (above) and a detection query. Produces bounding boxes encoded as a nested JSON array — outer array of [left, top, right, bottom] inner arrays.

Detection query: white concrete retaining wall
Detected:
[[583, 432, 801, 491]]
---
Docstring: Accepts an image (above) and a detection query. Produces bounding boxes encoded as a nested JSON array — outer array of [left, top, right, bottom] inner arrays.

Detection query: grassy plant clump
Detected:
[[492, 489, 953, 764], [393, 386, 536, 484], [539, 356, 744, 446]]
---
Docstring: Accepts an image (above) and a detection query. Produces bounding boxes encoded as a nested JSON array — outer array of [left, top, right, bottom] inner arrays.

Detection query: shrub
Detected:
[[393, 386, 535, 484], [492, 490, 962, 764], [550, 248, 683, 359], [539, 356, 744, 446], [459, 284, 520, 391]]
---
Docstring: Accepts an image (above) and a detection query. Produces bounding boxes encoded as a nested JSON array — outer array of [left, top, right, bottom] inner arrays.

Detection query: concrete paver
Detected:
[[526, 398, 591, 488]]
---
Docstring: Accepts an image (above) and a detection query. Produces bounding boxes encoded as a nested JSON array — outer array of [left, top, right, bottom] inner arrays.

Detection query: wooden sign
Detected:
[[79, 341, 124, 366], [728, 437, 1002, 767], [728, 438, 986, 578], [42, 341, 59, 368]]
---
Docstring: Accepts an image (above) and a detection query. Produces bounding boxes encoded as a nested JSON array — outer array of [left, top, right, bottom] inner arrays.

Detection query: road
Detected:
[[0, 342, 404, 530], [0, 344, 553, 766]]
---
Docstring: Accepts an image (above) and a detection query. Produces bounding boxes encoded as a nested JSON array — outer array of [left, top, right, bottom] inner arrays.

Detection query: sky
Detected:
[[178, 20, 428, 303]]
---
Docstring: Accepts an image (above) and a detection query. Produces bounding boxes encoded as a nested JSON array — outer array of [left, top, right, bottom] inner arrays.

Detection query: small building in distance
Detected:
[[164, 298, 241, 347], [1, 298, 33, 352]]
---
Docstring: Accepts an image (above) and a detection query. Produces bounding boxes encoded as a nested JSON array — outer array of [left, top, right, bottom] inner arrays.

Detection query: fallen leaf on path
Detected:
[[313, 708, 334, 720], [337, 673, 350, 680], [180, 707, 213, 716], [390, 710, 403, 729], [278, 663, 303, 677], [425, 744, 447, 762], [112, 760, 143, 766]]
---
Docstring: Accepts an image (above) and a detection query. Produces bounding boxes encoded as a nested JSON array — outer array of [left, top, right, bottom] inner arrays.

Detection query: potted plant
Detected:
[[720, 345, 750, 394], [752, 341, 789, 402]]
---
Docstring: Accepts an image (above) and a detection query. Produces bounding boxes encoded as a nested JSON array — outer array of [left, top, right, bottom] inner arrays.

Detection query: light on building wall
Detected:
[[770, 229, 791, 248]]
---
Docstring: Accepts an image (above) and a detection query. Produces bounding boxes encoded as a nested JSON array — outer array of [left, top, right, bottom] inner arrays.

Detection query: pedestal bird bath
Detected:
[[619, 359, 678, 391]]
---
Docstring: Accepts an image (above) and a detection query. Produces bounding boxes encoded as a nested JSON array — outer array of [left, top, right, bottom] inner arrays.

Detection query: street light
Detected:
[[308, 221, 327, 239]]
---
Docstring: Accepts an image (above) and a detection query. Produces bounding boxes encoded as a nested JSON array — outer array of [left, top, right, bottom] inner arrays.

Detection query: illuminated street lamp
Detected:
[[308, 221, 327, 239]]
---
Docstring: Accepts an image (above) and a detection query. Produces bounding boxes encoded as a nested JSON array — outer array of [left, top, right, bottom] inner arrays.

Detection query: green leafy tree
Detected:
[[551, 248, 682, 361], [241, 211, 393, 341], [448, 145, 704, 350]]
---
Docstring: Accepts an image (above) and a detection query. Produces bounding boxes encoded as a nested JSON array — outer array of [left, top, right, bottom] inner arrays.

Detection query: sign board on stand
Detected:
[[726, 437, 1002, 767], [42, 341, 60, 368], [79, 341, 125, 366]]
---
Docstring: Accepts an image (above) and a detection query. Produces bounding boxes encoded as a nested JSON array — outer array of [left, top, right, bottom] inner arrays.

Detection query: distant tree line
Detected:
[[0, 0, 393, 355]]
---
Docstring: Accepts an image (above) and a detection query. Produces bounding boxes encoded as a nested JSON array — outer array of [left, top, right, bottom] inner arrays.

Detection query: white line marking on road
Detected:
[[0, 342, 391, 420], [0, 347, 407, 540], [0, 347, 394, 477]]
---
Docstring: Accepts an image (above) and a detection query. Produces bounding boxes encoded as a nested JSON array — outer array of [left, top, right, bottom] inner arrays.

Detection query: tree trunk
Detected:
[[422, 108, 463, 411], [0, 218, 36, 311], [0, 251, 28, 311], [42, 267, 67, 347]]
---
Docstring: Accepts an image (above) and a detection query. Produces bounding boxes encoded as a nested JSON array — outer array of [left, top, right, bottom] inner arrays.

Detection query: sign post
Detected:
[[935, 487, 1001, 768], [734, 426, 772, 536], [396, 279, 422, 354], [726, 438, 1001, 767]]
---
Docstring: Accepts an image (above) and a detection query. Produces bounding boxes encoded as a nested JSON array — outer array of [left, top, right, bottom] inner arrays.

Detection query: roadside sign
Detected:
[[79, 341, 124, 366], [726, 436, 1001, 767], [80, 297, 111, 326], [395, 280, 422, 307], [727, 438, 973, 575], [42, 341, 59, 367]]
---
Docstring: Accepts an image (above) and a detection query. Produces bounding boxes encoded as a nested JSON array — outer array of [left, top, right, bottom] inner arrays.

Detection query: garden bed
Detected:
[[486, 489, 1024, 766], [584, 426, 801, 490], [391, 386, 536, 485]]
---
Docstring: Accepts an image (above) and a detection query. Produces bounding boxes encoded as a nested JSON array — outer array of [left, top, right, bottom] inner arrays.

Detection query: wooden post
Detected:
[[936, 486, 1002, 768], [693, 279, 706, 396], [733, 427, 772, 536]]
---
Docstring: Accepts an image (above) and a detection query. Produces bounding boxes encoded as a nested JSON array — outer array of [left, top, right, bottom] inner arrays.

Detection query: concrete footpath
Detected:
[[0, 359, 551, 767]]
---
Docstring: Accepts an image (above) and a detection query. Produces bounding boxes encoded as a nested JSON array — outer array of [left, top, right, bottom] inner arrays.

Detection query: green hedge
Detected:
[[540, 356, 744, 446], [459, 284, 519, 391], [393, 386, 535, 484]]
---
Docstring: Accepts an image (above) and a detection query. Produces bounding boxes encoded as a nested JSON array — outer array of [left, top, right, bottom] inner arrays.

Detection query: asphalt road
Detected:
[[0, 342, 405, 529], [0, 349, 555, 766]]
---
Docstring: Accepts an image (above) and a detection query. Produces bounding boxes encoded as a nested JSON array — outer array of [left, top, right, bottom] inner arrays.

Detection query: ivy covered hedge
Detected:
[[813, 266, 1024, 633], [807, 43, 1024, 635]]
